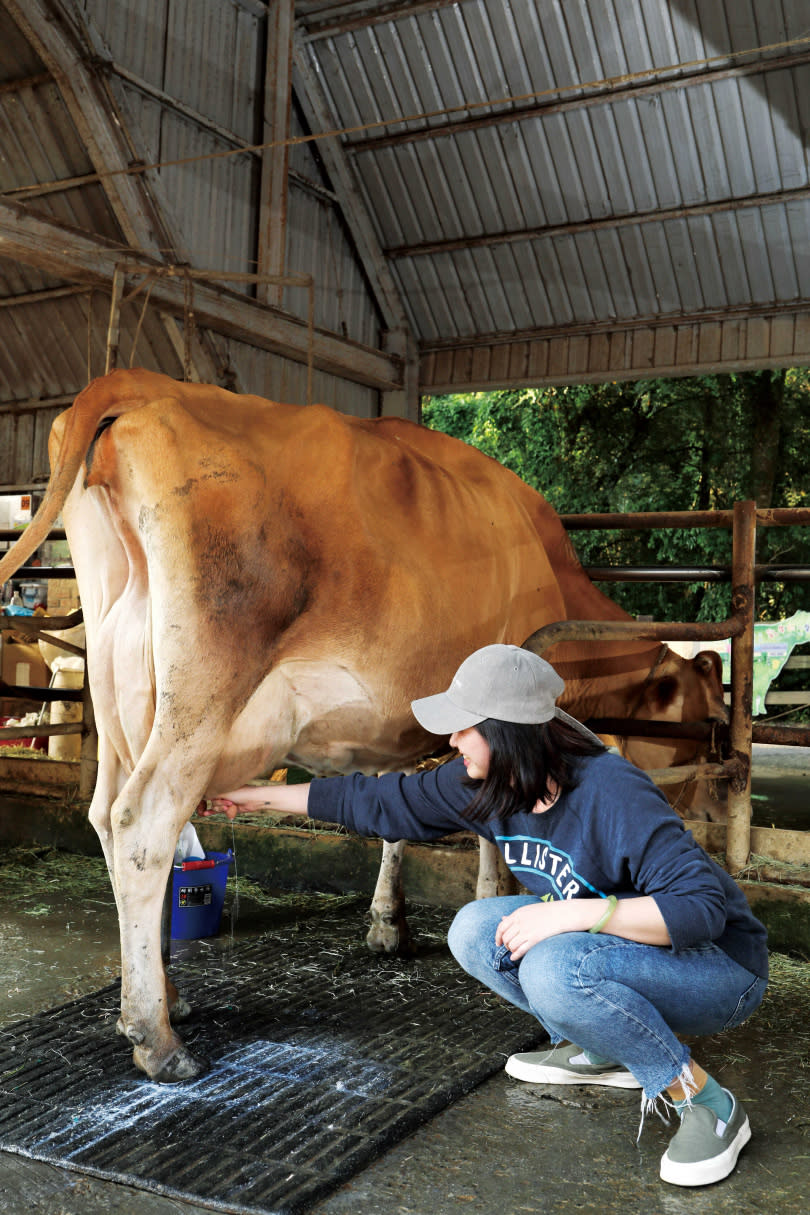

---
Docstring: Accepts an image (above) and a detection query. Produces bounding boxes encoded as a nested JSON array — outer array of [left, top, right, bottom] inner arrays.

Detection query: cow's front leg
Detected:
[[367, 839, 414, 955], [476, 838, 500, 899], [476, 838, 519, 898]]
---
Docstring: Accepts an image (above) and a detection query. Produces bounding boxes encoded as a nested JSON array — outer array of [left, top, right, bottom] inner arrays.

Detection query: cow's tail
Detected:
[[0, 368, 158, 587]]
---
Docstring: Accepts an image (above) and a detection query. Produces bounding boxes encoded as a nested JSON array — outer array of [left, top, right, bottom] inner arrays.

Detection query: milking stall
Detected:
[[1, 2, 810, 1212]]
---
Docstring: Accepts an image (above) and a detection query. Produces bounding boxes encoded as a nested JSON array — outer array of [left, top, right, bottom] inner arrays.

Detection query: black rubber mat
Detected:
[[0, 904, 545, 1214]]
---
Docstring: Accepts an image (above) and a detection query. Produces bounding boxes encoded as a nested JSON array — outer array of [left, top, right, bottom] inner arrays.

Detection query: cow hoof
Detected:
[[169, 995, 193, 1022], [365, 913, 415, 956], [134, 1042, 209, 1084], [115, 1017, 145, 1045]]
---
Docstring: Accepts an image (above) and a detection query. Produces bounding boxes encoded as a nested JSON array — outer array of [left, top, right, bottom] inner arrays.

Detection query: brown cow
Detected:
[[0, 369, 726, 1082]]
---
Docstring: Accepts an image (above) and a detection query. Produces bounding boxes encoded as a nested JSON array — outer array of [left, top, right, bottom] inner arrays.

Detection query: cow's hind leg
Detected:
[[109, 748, 215, 1083], [367, 839, 414, 955], [86, 730, 124, 905], [89, 734, 196, 1040]]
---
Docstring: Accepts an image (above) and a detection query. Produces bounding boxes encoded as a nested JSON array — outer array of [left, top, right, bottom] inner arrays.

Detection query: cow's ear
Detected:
[[693, 649, 722, 680]]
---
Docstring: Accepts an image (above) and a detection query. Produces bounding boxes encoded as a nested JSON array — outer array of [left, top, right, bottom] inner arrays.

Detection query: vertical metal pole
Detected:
[[726, 500, 756, 874]]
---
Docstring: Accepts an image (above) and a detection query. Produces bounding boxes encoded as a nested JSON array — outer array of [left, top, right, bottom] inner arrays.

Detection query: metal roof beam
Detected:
[[420, 305, 810, 393], [0, 286, 90, 308], [0, 71, 50, 95], [298, 1, 458, 42], [422, 299, 810, 354], [101, 62, 250, 153]]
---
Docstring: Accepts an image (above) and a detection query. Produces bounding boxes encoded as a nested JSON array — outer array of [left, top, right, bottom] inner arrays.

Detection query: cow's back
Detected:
[[49, 371, 574, 782]]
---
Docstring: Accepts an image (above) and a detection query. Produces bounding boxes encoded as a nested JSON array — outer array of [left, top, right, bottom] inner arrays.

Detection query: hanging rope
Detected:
[[86, 288, 94, 382], [103, 262, 315, 391], [129, 274, 156, 367], [183, 269, 196, 382]]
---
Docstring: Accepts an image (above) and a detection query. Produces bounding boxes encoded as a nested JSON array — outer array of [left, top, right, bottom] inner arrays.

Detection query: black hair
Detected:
[[460, 715, 606, 823]]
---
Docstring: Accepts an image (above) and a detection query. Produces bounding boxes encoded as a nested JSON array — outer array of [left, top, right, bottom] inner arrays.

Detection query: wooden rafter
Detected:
[[257, 0, 295, 309], [292, 40, 411, 335], [2, 0, 232, 386], [0, 201, 401, 390]]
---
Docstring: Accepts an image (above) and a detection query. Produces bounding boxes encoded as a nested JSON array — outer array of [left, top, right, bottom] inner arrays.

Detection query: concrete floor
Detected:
[[0, 748, 808, 1214]]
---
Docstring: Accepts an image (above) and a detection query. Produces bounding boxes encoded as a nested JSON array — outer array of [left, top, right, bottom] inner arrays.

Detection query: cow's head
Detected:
[[620, 647, 728, 822]]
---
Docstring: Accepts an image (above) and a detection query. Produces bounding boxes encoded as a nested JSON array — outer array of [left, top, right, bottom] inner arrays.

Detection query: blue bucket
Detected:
[[170, 849, 234, 940]]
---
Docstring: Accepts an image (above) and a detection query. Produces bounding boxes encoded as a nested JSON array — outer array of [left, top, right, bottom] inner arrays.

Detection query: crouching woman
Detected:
[[199, 644, 768, 1188]]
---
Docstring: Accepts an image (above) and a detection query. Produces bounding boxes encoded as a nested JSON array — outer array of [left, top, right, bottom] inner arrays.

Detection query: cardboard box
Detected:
[[1, 638, 50, 688], [46, 578, 80, 614]]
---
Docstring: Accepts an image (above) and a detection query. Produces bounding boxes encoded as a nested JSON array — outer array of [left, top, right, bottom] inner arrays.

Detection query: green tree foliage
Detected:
[[422, 371, 810, 624]]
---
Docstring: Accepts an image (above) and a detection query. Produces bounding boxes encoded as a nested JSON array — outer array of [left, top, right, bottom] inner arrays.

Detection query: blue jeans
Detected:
[[448, 895, 767, 1098]]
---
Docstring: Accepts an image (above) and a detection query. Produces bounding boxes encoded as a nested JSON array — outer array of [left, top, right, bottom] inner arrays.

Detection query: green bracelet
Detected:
[[589, 894, 618, 933]]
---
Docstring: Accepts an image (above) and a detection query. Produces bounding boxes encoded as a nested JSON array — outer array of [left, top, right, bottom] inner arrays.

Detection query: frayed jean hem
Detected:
[[447, 895, 765, 1106]]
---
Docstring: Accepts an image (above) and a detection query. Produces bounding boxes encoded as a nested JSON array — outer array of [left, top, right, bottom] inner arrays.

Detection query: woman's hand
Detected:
[[495, 901, 583, 960], [196, 782, 311, 820], [197, 796, 242, 820], [495, 894, 671, 959]]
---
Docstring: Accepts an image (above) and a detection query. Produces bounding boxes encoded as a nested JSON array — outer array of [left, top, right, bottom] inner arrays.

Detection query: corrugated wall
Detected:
[[87, 0, 383, 344]]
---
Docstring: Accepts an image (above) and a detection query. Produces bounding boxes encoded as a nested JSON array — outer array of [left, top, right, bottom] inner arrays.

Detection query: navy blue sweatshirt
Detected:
[[308, 750, 768, 980]]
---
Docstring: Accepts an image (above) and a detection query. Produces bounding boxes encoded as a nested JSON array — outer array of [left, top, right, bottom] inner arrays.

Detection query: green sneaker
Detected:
[[660, 1090, 751, 1186], [505, 1042, 641, 1089]]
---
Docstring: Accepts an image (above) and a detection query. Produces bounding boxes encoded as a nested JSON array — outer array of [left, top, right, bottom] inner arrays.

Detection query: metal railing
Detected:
[[527, 501, 810, 874]]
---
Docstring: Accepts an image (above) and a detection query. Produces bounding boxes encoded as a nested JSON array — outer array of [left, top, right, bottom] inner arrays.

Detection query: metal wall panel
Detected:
[[283, 101, 384, 345], [0, 407, 60, 489], [119, 85, 260, 281], [81, 0, 263, 144], [218, 337, 379, 417], [78, 0, 170, 89], [0, 75, 122, 240], [0, 290, 183, 404]]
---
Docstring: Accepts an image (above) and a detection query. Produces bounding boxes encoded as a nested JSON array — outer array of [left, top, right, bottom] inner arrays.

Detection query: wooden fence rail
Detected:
[[0, 607, 95, 797]]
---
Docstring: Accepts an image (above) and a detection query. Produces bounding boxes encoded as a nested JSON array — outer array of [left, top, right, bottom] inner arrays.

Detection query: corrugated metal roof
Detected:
[[0, 0, 809, 467], [300, 0, 810, 350]]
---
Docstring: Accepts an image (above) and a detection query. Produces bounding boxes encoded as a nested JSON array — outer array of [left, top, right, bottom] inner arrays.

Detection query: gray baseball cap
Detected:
[[411, 643, 603, 744]]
